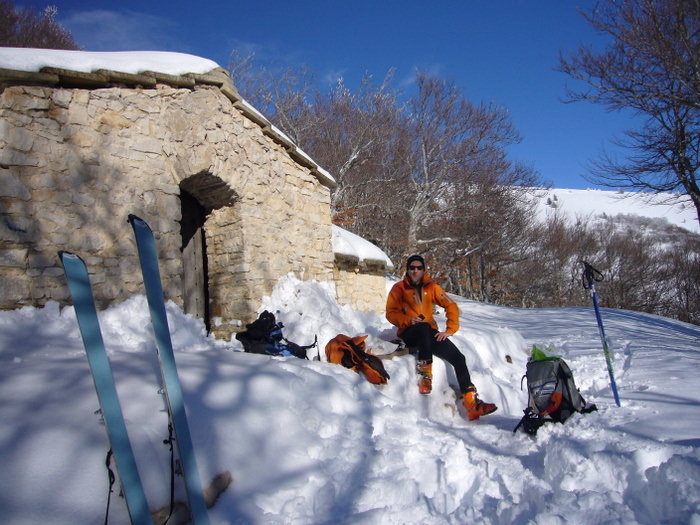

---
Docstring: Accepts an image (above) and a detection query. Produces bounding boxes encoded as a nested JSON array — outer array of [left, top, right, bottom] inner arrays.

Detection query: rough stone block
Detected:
[[0, 170, 31, 200], [0, 248, 27, 267]]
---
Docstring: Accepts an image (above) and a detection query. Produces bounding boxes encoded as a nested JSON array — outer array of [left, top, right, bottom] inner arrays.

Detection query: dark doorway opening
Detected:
[[179, 189, 210, 332]]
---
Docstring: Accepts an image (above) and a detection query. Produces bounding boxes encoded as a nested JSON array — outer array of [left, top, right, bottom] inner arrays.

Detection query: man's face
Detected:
[[407, 262, 424, 284]]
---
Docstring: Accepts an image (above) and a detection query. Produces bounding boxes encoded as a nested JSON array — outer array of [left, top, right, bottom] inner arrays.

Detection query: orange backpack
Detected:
[[325, 334, 390, 385]]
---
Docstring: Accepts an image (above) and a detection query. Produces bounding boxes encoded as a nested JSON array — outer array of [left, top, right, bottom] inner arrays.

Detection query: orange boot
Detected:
[[416, 359, 433, 395], [463, 386, 497, 421]]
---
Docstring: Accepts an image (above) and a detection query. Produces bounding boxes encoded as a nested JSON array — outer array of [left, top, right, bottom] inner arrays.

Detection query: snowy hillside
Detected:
[[1, 274, 699, 524], [532, 187, 699, 233]]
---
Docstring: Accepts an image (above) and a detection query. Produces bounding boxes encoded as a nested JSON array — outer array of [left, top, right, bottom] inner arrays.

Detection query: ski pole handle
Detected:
[[582, 261, 603, 290]]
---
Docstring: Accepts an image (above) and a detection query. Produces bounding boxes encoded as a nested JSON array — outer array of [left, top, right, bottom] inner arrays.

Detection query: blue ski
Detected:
[[128, 215, 210, 525], [59, 251, 153, 525]]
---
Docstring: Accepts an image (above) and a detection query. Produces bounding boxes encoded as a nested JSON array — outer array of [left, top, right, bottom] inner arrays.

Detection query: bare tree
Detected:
[[229, 53, 405, 223], [303, 71, 405, 218], [228, 50, 319, 146], [558, 0, 700, 225], [402, 72, 520, 248], [228, 56, 547, 299], [0, 1, 80, 50], [398, 71, 541, 291], [500, 210, 583, 307], [343, 112, 415, 263], [665, 233, 700, 324]]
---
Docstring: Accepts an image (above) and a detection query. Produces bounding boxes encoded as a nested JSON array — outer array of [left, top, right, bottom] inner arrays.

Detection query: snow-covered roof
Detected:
[[332, 225, 394, 268], [0, 47, 336, 188], [0, 47, 219, 76]]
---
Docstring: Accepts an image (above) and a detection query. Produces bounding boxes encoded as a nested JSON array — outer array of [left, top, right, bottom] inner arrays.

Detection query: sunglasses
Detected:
[[408, 265, 424, 271]]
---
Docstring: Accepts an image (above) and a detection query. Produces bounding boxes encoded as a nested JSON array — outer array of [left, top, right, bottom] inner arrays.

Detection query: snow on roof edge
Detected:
[[332, 225, 394, 268], [0, 47, 221, 76]]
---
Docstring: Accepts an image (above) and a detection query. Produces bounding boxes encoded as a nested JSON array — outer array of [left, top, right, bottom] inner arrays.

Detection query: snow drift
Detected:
[[1, 274, 699, 524]]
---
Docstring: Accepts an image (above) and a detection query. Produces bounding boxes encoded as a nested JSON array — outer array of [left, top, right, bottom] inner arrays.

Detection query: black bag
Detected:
[[514, 352, 596, 435], [235, 310, 316, 359]]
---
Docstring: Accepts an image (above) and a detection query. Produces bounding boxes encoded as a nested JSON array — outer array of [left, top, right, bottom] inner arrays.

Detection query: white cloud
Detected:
[[320, 67, 348, 87], [59, 9, 185, 53]]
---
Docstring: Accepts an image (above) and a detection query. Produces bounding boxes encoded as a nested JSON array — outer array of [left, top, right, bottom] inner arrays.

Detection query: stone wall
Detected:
[[334, 254, 389, 315], [0, 66, 336, 340]]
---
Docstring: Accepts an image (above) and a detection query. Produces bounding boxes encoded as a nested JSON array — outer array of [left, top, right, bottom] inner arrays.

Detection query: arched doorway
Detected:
[[179, 172, 238, 333], [180, 189, 210, 330]]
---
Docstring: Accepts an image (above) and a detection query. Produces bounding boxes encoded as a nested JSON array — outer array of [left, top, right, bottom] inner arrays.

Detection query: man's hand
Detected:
[[434, 331, 450, 341], [410, 316, 424, 325]]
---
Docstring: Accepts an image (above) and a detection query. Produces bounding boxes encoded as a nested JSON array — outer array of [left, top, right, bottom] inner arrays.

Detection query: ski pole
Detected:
[[582, 262, 621, 407]]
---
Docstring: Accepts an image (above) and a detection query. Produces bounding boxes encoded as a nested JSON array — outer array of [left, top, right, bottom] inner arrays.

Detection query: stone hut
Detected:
[[0, 49, 392, 340]]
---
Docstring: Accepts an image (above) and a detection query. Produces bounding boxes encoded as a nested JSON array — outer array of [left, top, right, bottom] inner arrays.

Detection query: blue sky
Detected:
[[21, 0, 639, 189]]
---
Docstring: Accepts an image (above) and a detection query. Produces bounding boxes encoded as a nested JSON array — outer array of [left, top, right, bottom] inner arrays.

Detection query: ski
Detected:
[[128, 215, 210, 525], [59, 251, 153, 525], [582, 262, 622, 407]]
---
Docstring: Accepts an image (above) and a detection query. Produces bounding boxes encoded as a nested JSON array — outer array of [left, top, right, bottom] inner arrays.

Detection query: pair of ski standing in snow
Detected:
[[386, 254, 498, 421]]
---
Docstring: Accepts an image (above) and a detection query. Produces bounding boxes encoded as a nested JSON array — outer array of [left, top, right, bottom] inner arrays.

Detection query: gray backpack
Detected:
[[514, 356, 596, 435]]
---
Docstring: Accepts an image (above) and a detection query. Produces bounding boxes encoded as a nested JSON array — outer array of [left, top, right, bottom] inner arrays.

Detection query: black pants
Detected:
[[400, 322, 473, 394]]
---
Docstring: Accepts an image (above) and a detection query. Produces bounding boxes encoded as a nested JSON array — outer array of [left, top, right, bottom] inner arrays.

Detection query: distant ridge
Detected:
[[530, 188, 699, 233]]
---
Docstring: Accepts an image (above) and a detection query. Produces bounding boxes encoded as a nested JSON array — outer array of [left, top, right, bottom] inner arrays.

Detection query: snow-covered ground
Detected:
[[1, 274, 699, 525]]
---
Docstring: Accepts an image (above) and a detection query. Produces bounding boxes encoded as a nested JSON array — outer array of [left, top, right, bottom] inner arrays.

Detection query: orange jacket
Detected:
[[386, 273, 460, 338]]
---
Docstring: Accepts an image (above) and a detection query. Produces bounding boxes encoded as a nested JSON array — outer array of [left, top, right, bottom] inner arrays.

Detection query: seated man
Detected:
[[386, 255, 497, 421]]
